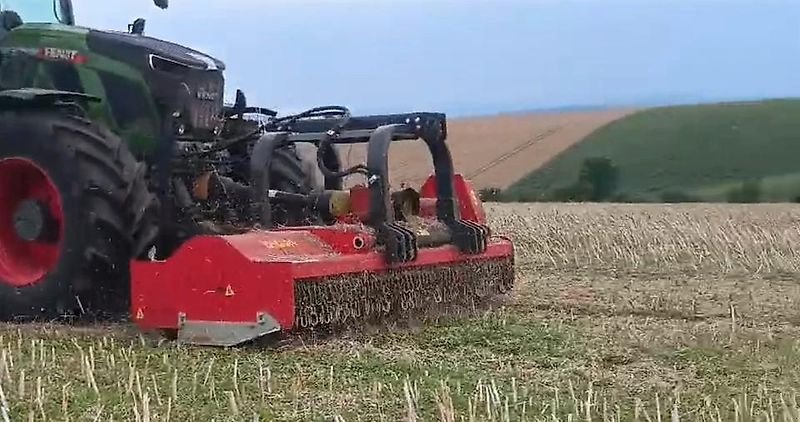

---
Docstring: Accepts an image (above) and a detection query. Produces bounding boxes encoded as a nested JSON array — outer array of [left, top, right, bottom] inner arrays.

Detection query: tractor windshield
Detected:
[[0, 0, 73, 25]]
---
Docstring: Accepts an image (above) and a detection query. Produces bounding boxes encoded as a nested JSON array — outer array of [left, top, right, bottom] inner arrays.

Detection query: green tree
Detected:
[[726, 179, 762, 203], [544, 157, 620, 202], [578, 157, 620, 201]]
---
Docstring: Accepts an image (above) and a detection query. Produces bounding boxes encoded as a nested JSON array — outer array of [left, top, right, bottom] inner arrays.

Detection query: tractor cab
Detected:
[[0, 0, 167, 32], [0, 0, 75, 27]]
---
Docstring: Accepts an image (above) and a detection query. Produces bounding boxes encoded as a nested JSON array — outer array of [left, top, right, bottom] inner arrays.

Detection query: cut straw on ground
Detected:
[[3, 202, 800, 421]]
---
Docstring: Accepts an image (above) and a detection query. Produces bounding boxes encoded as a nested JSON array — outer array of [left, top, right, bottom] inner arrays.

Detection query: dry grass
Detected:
[[487, 202, 800, 275], [3, 203, 800, 421]]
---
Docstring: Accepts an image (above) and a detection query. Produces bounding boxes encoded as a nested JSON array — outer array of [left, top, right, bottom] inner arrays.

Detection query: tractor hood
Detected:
[[83, 28, 226, 138], [86, 29, 226, 72]]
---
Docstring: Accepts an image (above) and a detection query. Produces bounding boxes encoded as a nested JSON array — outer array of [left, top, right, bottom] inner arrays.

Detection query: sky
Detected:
[[72, 0, 800, 117]]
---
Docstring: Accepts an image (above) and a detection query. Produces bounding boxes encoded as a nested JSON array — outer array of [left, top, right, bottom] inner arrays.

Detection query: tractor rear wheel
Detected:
[[0, 110, 158, 321], [269, 146, 319, 226]]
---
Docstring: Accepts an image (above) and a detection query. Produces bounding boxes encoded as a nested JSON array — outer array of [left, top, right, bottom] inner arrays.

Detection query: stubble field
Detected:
[[2, 203, 800, 421]]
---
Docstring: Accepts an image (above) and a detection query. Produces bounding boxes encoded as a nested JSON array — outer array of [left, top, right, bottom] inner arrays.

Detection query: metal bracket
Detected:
[[446, 219, 489, 254], [379, 222, 418, 263]]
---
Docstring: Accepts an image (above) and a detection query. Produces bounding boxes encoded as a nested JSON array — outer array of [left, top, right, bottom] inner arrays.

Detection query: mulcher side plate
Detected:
[[130, 226, 515, 347]]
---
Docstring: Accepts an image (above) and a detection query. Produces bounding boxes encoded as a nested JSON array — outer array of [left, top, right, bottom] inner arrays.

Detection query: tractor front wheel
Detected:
[[0, 110, 158, 321]]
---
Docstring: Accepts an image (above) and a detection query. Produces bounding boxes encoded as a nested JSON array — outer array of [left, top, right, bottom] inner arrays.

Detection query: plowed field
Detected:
[[335, 109, 635, 190], [3, 203, 800, 421]]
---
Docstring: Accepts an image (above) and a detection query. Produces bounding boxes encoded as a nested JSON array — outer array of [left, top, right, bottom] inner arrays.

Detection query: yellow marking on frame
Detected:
[[260, 239, 299, 250]]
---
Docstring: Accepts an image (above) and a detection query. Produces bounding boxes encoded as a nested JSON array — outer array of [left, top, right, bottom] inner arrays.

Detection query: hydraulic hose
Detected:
[[316, 132, 368, 179], [180, 105, 352, 157], [266, 105, 351, 130]]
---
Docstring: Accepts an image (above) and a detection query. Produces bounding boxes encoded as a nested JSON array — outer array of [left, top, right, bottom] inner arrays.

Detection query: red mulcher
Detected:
[[0, 96, 514, 347], [130, 117, 515, 346]]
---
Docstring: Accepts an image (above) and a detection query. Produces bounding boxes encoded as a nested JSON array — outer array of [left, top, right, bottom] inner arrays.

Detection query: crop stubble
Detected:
[[487, 203, 800, 324], [1, 203, 800, 421]]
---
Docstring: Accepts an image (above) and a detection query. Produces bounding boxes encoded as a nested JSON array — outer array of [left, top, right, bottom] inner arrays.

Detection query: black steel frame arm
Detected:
[[248, 110, 487, 263], [361, 122, 488, 263], [282, 112, 448, 144]]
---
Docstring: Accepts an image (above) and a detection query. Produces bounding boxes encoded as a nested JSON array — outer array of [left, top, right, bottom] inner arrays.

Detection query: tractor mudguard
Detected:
[[0, 88, 100, 109]]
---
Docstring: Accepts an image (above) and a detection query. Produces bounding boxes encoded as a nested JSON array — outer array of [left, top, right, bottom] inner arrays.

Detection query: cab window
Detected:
[[0, 0, 62, 24]]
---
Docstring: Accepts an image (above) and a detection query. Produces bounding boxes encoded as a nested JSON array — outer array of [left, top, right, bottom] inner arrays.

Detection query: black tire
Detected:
[[269, 145, 320, 226], [0, 110, 159, 322]]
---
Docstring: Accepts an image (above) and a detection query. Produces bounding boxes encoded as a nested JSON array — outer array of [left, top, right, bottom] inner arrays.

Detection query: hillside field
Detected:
[[505, 99, 800, 202], [335, 109, 634, 190], [3, 203, 800, 420]]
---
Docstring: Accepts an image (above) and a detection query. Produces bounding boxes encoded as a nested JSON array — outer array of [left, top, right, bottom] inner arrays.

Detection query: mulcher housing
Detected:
[[0, 0, 515, 346], [131, 113, 516, 346]]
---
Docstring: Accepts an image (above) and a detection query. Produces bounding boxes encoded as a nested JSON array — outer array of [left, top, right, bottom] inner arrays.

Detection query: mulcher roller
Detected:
[[294, 254, 515, 329]]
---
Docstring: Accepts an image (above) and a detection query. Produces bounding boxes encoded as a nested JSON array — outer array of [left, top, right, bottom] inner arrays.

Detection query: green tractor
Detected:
[[0, 0, 335, 320], [0, 0, 515, 338]]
